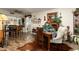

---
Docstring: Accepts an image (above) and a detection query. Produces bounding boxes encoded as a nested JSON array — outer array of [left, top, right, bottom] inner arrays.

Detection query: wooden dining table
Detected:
[[33, 28, 53, 50], [43, 32, 52, 50]]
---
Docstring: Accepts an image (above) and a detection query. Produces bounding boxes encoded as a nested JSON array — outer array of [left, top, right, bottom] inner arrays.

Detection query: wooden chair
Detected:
[[50, 26, 68, 51], [16, 25, 23, 40], [8, 25, 17, 40], [36, 27, 44, 49], [0, 30, 4, 47]]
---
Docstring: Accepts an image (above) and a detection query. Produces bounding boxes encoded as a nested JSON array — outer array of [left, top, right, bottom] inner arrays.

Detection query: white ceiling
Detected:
[[0, 8, 53, 15]]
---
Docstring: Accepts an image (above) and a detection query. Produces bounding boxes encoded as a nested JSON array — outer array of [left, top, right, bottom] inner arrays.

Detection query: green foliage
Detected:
[[53, 16, 61, 24]]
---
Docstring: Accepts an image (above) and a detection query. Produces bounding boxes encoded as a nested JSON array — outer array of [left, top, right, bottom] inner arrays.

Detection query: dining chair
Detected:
[[16, 25, 24, 40], [36, 27, 44, 49], [0, 30, 4, 47], [8, 25, 17, 39], [50, 26, 68, 51]]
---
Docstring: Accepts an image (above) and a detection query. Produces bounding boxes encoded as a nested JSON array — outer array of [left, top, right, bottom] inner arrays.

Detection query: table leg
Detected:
[[48, 36, 51, 51]]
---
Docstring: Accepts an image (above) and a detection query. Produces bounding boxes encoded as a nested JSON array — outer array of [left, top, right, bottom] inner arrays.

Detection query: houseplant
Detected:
[[53, 15, 61, 24]]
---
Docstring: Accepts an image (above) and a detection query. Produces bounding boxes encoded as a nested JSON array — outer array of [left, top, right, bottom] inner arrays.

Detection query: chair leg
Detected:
[[1, 39, 4, 48], [1, 42, 4, 48]]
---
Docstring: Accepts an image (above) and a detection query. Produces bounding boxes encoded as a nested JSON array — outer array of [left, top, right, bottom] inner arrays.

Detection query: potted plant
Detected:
[[53, 15, 61, 24], [51, 15, 62, 31]]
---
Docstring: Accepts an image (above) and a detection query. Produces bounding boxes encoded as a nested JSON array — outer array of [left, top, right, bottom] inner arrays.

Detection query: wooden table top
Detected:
[[43, 32, 52, 35]]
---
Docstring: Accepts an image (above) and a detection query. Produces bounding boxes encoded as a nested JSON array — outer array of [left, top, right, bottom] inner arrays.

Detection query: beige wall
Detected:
[[32, 8, 75, 33]]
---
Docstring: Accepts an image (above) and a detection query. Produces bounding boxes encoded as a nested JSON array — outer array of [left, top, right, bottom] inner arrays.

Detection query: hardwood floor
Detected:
[[0, 32, 35, 51], [0, 32, 75, 51], [17, 41, 72, 51], [17, 41, 47, 51]]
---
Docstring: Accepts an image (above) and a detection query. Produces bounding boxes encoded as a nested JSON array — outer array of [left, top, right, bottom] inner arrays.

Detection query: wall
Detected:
[[32, 8, 75, 33]]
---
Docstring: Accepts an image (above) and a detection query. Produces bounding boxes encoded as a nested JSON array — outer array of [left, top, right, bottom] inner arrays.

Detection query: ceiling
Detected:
[[0, 8, 53, 15]]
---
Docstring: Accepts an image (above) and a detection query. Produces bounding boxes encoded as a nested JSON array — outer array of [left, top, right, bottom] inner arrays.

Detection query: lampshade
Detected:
[[0, 14, 8, 21]]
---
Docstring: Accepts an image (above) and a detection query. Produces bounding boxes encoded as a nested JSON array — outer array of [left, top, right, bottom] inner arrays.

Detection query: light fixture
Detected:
[[0, 14, 8, 20], [0, 14, 8, 30]]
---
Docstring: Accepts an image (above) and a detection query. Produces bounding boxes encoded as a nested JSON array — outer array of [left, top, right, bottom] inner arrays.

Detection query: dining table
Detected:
[[34, 27, 53, 50]]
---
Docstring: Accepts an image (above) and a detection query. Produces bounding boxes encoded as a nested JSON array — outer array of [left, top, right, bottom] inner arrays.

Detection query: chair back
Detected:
[[36, 27, 44, 47], [0, 30, 4, 43], [36, 27, 43, 40]]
